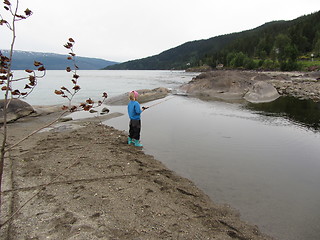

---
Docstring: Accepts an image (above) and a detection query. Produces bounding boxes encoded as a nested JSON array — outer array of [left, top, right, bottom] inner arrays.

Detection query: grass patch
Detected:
[[298, 60, 320, 71]]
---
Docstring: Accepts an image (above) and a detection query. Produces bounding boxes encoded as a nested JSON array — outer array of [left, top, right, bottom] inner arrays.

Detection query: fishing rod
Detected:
[[142, 96, 175, 110]]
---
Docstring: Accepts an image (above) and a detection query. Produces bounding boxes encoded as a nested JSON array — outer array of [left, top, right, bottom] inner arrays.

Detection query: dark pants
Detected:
[[129, 119, 141, 140]]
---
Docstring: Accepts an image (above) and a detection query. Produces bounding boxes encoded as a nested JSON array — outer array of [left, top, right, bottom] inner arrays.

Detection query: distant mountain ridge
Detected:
[[0, 50, 118, 70], [105, 10, 320, 70]]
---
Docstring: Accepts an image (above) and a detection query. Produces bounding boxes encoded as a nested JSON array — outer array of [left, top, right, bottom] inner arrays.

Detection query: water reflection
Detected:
[[244, 96, 320, 131]]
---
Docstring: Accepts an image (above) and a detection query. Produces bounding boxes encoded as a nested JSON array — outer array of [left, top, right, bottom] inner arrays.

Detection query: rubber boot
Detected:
[[128, 137, 132, 145], [133, 139, 143, 147]]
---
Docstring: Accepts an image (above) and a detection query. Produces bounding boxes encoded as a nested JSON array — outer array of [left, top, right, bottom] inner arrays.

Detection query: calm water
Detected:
[[246, 96, 320, 131], [106, 97, 320, 240], [10, 70, 197, 105], [8, 70, 320, 240]]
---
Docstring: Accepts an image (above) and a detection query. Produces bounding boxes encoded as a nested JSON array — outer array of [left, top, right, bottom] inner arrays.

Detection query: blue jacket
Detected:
[[128, 100, 142, 120]]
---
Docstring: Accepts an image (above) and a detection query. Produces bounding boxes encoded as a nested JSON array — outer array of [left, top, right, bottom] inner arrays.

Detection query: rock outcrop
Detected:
[[244, 81, 280, 103], [106, 87, 170, 105], [0, 99, 34, 123], [270, 77, 320, 102], [180, 71, 265, 102], [180, 70, 320, 103]]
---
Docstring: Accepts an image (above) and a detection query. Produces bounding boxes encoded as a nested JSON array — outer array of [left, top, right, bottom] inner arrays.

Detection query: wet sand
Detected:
[[0, 110, 272, 239]]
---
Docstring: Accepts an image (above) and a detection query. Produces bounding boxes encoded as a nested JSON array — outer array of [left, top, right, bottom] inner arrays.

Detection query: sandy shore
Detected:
[[0, 109, 273, 239]]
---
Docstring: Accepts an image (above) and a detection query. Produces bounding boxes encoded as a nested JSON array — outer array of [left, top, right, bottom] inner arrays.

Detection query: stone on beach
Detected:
[[244, 81, 280, 103], [106, 87, 170, 105], [0, 98, 34, 123]]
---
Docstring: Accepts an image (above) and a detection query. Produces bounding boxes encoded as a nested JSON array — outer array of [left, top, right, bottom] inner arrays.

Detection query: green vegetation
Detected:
[[299, 59, 320, 71], [106, 11, 320, 71]]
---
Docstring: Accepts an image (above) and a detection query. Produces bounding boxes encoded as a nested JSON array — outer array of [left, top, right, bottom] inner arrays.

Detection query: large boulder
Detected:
[[0, 99, 34, 123], [106, 87, 170, 105], [179, 70, 284, 103], [180, 70, 258, 101], [244, 81, 280, 103]]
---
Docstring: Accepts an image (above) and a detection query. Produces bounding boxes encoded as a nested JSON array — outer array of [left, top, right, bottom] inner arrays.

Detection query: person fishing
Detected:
[[127, 90, 148, 147]]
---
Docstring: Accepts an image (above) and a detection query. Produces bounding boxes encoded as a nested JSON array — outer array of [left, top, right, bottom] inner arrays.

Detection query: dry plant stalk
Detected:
[[0, 0, 108, 224]]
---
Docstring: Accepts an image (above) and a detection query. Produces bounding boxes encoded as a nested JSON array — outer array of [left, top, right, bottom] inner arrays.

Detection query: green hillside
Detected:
[[104, 33, 241, 70], [105, 11, 320, 71]]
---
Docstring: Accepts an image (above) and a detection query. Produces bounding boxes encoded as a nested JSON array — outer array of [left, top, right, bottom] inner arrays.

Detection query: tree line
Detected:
[[201, 11, 320, 71], [106, 11, 320, 71]]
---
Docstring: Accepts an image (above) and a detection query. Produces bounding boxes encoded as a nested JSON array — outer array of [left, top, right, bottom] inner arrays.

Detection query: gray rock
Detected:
[[180, 70, 320, 103], [0, 99, 34, 123], [106, 87, 170, 105], [244, 81, 280, 103], [101, 107, 110, 113]]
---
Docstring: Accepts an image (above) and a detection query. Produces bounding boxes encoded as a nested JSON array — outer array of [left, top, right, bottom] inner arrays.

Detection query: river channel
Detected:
[[106, 95, 320, 240]]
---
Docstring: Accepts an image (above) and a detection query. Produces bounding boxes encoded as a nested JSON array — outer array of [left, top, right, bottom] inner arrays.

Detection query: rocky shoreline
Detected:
[[269, 71, 320, 101], [180, 70, 320, 103]]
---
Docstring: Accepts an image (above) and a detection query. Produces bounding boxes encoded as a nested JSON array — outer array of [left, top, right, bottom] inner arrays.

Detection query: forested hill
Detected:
[[105, 33, 240, 70], [0, 50, 118, 70], [105, 10, 320, 71]]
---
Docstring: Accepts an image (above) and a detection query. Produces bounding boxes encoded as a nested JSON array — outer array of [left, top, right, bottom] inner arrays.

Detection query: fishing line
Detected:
[[143, 96, 175, 110]]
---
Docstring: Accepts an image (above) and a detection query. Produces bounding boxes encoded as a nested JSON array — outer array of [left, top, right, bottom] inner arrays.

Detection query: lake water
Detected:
[[10, 70, 197, 105], [8, 70, 320, 240]]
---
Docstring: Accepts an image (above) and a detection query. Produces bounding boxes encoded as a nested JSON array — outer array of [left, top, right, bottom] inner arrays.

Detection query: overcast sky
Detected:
[[1, 0, 319, 62]]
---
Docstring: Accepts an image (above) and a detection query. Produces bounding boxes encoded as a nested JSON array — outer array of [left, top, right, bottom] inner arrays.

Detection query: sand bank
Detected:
[[0, 109, 272, 239]]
